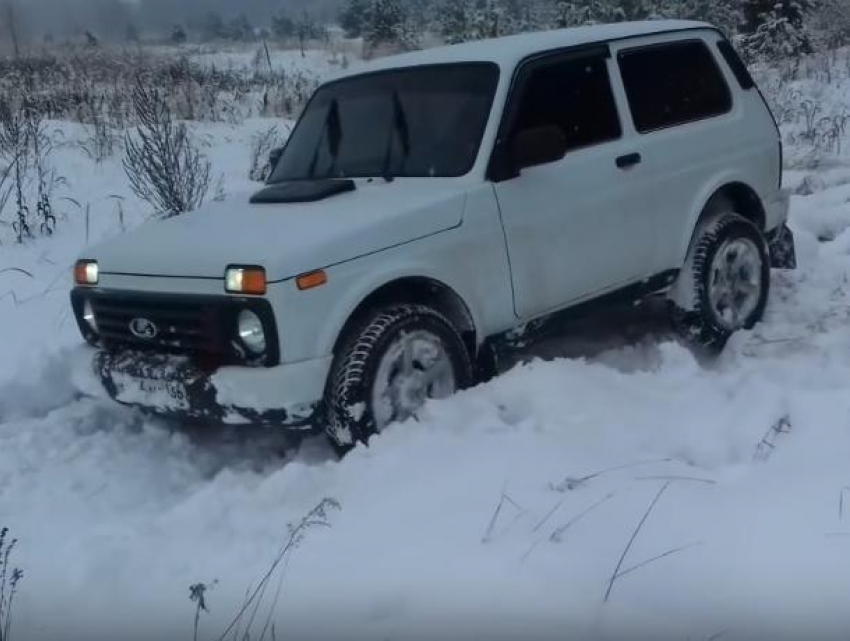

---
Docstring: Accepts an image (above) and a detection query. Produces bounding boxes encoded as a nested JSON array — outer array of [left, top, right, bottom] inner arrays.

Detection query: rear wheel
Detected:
[[669, 213, 770, 350], [324, 304, 473, 454]]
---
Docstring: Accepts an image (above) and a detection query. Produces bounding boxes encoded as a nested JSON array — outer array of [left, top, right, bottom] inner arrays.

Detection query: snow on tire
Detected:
[[324, 304, 474, 454], [669, 213, 770, 350]]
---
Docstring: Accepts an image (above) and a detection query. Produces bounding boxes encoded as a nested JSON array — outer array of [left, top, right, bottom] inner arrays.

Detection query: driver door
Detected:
[[492, 48, 656, 320]]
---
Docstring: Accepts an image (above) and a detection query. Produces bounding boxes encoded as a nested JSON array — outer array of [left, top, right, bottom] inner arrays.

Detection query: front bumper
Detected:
[[89, 349, 332, 428]]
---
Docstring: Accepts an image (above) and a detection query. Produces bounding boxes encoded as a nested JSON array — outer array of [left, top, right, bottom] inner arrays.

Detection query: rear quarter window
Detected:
[[617, 39, 732, 134]]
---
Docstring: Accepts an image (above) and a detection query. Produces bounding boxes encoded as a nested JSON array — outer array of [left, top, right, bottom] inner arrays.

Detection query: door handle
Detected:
[[616, 153, 642, 169]]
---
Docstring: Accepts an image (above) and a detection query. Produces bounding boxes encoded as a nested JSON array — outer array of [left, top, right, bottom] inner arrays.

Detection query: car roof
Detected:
[[337, 20, 714, 79]]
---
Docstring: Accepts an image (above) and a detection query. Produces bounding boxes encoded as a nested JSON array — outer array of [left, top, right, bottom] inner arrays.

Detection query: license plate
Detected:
[[113, 374, 190, 410]]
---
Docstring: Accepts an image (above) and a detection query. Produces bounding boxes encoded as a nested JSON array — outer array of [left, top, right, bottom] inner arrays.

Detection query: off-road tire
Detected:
[[670, 213, 770, 351], [324, 304, 474, 455]]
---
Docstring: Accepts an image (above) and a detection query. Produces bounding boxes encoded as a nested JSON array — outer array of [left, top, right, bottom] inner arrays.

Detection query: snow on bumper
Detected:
[[766, 189, 796, 269], [765, 187, 791, 230], [88, 349, 331, 427]]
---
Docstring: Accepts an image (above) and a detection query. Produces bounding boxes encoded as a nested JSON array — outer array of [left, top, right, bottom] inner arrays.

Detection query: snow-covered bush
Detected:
[[0, 46, 320, 128], [123, 79, 211, 218], [739, 16, 812, 64]]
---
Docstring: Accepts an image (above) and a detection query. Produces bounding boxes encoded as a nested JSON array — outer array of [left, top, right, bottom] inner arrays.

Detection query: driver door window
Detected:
[[512, 54, 622, 157]]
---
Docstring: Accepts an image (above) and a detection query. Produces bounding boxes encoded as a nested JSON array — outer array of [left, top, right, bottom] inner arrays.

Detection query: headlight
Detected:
[[74, 260, 99, 285], [237, 310, 266, 354], [225, 266, 266, 295], [82, 299, 98, 333]]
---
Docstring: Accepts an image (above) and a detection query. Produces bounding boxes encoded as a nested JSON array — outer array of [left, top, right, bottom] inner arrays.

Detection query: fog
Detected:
[[0, 0, 342, 45]]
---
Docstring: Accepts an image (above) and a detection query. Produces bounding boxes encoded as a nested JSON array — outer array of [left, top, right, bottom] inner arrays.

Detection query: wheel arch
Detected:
[[331, 276, 479, 360], [681, 180, 766, 262]]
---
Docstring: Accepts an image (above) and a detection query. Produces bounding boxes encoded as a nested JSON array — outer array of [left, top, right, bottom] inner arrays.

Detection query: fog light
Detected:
[[82, 299, 98, 333], [237, 310, 266, 354]]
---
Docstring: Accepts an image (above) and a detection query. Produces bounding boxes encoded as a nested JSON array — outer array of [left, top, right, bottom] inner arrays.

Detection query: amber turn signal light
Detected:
[[296, 270, 328, 291], [225, 266, 267, 295], [74, 260, 99, 285]]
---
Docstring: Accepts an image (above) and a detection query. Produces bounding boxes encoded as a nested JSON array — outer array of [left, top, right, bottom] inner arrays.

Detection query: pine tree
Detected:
[[440, 0, 472, 43], [406, 0, 433, 32], [741, 0, 813, 34], [226, 15, 254, 42], [469, 0, 504, 39], [365, 0, 406, 49], [808, 0, 850, 49], [125, 22, 140, 43], [642, 0, 742, 38], [550, 0, 566, 27], [272, 12, 295, 39], [341, 0, 372, 38], [170, 24, 187, 44], [499, 0, 542, 35], [548, 0, 627, 28], [201, 12, 226, 41], [739, 0, 817, 59]]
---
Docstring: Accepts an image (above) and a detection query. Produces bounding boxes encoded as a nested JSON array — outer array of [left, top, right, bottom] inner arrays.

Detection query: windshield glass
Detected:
[[270, 63, 500, 182]]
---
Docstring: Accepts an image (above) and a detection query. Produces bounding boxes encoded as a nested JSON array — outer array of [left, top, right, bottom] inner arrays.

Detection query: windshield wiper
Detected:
[[308, 98, 343, 180], [381, 91, 411, 182]]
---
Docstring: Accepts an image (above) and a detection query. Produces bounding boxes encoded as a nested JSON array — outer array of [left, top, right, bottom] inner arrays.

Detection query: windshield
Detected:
[[270, 63, 500, 182]]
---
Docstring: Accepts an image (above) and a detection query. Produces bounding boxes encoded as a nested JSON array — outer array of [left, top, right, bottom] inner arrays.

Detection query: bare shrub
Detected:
[[79, 96, 120, 163], [0, 527, 24, 641], [0, 88, 63, 241], [0, 159, 15, 230], [248, 125, 289, 182], [0, 94, 31, 242], [123, 79, 211, 218], [191, 498, 340, 641], [26, 106, 58, 236]]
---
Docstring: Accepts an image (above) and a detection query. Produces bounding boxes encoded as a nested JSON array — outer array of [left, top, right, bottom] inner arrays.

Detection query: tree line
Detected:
[[3, 0, 849, 63], [342, 0, 850, 60]]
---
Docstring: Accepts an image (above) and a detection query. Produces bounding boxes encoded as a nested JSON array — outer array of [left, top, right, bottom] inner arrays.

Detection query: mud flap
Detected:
[[768, 224, 797, 269]]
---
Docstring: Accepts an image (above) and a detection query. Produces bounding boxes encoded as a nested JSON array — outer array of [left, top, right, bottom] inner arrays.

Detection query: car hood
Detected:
[[88, 179, 469, 282]]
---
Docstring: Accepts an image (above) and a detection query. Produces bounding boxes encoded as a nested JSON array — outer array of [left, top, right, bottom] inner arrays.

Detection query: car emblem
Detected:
[[129, 317, 158, 340]]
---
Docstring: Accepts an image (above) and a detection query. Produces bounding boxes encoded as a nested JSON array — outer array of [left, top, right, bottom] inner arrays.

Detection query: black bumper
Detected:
[[93, 350, 317, 428]]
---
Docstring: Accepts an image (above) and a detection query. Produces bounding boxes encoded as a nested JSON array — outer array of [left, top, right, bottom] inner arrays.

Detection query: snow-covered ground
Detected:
[[5, 50, 850, 641]]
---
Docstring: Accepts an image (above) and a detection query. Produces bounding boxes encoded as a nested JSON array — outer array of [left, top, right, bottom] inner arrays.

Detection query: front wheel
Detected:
[[324, 304, 474, 454], [669, 213, 770, 350]]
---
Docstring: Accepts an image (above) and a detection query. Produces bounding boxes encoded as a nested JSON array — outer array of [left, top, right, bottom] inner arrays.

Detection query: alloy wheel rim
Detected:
[[371, 330, 457, 431], [708, 237, 763, 331]]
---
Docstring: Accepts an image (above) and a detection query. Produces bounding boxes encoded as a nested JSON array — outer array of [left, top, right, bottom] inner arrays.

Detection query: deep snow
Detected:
[[5, 51, 850, 641]]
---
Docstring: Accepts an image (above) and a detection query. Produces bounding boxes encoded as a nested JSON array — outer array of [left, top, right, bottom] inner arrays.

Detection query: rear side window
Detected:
[[617, 40, 732, 133], [513, 54, 621, 153]]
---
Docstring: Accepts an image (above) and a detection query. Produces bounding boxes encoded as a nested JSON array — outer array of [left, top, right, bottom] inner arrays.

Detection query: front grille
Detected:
[[91, 297, 220, 356], [70, 288, 279, 368]]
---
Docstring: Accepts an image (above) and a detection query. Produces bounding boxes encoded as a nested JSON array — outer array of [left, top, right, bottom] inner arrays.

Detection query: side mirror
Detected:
[[269, 147, 284, 171], [513, 125, 567, 170]]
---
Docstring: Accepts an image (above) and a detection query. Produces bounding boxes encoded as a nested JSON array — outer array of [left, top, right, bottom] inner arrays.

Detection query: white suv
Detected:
[[72, 20, 795, 451]]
